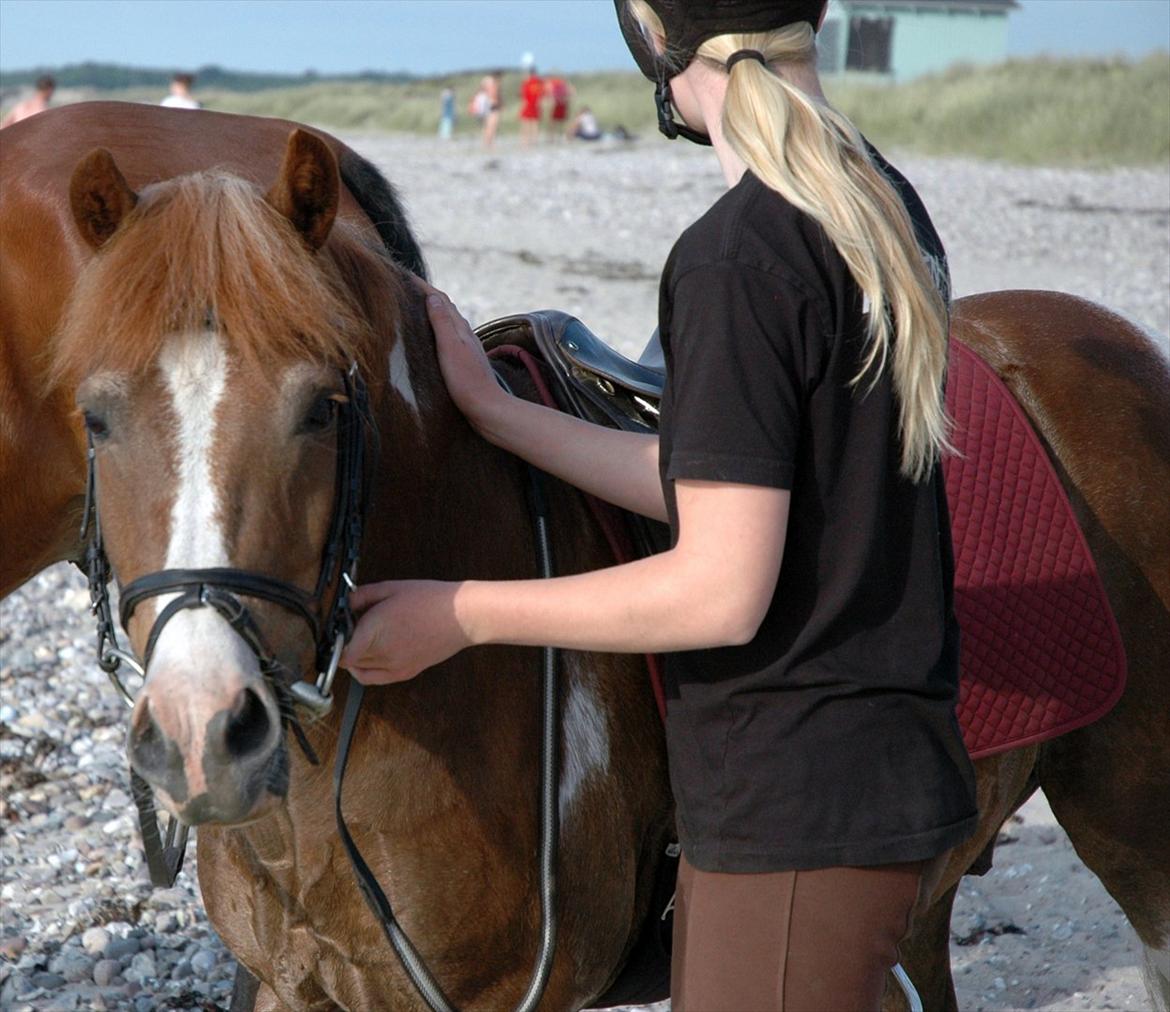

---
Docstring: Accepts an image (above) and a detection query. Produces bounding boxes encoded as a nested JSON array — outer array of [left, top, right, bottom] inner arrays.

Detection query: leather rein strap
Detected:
[[331, 355, 561, 1012]]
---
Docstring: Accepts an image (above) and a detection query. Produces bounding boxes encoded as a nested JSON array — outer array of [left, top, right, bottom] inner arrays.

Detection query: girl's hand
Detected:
[[342, 580, 472, 685], [414, 279, 510, 437]]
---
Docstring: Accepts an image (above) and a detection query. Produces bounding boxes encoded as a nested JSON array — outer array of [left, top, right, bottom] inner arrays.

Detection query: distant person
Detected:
[[519, 66, 544, 147], [438, 87, 456, 140], [161, 73, 200, 110], [568, 106, 602, 142], [0, 75, 55, 129], [478, 72, 502, 148], [546, 75, 573, 139]]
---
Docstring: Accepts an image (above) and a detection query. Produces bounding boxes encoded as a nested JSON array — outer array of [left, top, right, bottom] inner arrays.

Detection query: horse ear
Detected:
[[265, 129, 340, 251], [69, 148, 139, 250]]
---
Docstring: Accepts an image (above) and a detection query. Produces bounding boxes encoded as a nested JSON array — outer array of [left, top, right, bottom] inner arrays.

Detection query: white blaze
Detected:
[[149, 331, 255, 675]]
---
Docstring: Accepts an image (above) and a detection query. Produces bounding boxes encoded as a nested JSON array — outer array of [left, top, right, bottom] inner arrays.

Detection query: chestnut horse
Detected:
[[1, 104, 1167, 1010], [3, 104, 674, 1009]]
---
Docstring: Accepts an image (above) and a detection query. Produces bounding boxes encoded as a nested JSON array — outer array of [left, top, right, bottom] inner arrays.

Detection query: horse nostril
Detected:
[[129, 699, 166, 773], [224, 687, 273, 760]]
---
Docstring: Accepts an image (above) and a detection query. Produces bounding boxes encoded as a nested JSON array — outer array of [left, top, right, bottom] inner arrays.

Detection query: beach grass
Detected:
[[828, 54, 1170, 167], [47, 54, 1170, 167]]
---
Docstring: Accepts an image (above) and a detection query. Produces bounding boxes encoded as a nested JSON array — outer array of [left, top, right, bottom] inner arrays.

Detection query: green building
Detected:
[[818, 0, 1018, 81]]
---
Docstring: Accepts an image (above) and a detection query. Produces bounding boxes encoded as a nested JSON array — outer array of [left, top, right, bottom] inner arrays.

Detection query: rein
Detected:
[[80, 361, 372, 886], [332, 356, 561, 1012]]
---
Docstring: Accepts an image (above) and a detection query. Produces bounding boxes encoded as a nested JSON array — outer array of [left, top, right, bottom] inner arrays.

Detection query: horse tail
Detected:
[[338, 148, 428, 280]]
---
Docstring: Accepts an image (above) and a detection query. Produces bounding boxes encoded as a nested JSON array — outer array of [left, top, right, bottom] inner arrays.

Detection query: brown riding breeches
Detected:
[[671, 854, 925, 1012]]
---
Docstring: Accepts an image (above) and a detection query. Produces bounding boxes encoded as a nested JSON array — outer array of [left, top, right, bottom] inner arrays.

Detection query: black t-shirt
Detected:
[[657, 158, 977, 873]]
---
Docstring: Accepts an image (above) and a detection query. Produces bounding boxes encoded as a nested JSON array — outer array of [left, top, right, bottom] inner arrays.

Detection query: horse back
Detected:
[[951, 290, 1170, 611]]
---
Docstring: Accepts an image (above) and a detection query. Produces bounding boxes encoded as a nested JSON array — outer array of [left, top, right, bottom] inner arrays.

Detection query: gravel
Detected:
[[1, 134, 1166, 1012]]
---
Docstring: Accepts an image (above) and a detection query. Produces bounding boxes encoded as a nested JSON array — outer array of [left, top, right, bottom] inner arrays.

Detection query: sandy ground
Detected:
[[340, 132, 1168, 1012]]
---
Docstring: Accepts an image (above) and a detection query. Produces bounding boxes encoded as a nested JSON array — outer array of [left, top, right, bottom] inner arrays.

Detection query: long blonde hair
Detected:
[[628, 2, 951, 480]]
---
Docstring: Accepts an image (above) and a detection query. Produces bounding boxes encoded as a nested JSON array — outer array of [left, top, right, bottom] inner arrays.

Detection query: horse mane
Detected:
[[51, 169, 414, 387], [338, 148, 428, 281]]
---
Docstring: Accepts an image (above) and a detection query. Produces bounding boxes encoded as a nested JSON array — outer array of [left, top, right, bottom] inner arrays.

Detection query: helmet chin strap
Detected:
[[654, 81, 712, 146]]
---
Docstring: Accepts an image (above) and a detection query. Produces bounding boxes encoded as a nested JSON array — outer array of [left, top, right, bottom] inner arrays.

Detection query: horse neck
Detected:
[[365, 385, 539, 588]]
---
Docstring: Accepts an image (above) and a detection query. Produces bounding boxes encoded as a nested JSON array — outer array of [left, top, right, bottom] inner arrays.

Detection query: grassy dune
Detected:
[[56, 54, 1170, 167], [829, 54, 1170, 166]]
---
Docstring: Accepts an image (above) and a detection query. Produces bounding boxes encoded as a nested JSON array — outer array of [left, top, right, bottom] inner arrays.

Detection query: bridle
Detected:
[[80, 349, 562, 1012], [81, 360, 372, 885]]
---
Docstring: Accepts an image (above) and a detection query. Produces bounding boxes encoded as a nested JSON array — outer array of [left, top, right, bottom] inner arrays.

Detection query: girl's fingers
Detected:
[[349, 581, 395, 612]]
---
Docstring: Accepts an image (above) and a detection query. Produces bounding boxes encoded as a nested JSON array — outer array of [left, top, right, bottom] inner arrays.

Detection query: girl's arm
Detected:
[[343, 478, 789, 684], [423, 285, 668, 522]]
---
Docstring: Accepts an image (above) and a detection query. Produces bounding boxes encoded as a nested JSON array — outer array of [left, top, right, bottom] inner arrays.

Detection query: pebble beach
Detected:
[[1, 131, 1167, 1011]]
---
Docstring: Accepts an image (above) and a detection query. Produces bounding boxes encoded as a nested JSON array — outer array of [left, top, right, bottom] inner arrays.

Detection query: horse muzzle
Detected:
[[128, 666, 288, 826]]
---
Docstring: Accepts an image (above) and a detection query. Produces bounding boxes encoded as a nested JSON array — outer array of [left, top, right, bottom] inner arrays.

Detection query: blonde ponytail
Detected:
[[628, 3, 951, 481]]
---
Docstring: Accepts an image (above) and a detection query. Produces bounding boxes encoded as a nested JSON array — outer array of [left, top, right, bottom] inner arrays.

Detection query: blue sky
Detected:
[[0, 0, 1167, 76]]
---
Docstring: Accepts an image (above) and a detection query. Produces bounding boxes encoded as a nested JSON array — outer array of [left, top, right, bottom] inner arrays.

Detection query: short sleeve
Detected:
[[664, 260, 825, 490]]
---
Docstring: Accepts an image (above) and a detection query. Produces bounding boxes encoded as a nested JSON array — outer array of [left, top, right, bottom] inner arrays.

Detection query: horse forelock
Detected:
[[51, 169, 411, 390]]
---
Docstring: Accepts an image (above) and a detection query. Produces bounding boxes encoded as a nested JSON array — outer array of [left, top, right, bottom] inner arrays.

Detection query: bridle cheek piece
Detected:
[[80, 360, 372, 884]]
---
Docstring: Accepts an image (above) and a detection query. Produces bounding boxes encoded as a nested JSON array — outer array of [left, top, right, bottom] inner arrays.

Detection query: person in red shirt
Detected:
[[546, 75, 573, 139], [519, 68, 544, 147]]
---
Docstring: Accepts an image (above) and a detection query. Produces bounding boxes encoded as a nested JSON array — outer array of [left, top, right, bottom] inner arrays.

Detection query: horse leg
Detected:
[[1036, 465, 1170, 1011], [884, 879, 961, 1012], [1040, 707, 1170, 1011], [883, 747, 1040, 1012]]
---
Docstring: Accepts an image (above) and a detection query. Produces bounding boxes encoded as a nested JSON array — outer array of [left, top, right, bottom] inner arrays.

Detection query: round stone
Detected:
[[93, 959, 122, 987], [81, 927, 111, 956], [105, 937, 140, 961], [0, 936, 27, 959], [190, 949, 218, 976], [62, 955, 95, 984], [125, 951, 157, 984]]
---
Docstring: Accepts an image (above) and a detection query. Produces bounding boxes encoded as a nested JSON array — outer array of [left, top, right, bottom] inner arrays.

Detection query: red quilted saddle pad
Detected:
[[944, 340, 1126, 759]]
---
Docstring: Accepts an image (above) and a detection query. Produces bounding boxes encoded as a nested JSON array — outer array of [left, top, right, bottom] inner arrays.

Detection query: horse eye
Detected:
[[300, 395, 339, 434], [83, 410, 110, 441]]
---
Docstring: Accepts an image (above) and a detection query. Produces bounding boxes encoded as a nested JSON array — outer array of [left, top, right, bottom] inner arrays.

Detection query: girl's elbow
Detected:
[[711, 599, 768, 647]]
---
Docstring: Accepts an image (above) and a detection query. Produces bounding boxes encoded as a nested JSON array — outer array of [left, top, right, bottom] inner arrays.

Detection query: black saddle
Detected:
[[478, 311, 664, 435]]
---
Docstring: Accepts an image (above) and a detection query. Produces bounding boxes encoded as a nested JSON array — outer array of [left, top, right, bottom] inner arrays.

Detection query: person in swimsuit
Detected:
[[479, 72, 502, 148], [345, 2, 977, 1008], [1, 75, 55, 129]]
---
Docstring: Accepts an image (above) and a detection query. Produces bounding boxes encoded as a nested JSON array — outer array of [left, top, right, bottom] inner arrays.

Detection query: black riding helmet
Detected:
[[613, 0, 827, 144]]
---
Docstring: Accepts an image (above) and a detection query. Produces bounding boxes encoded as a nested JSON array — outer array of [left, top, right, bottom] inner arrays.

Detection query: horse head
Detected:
[[57, 130, 427, 826]]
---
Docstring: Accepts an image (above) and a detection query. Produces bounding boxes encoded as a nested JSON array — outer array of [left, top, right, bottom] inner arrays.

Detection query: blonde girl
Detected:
[[345, 2, 977, 1007]]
